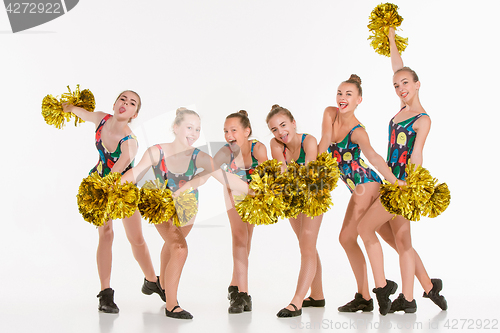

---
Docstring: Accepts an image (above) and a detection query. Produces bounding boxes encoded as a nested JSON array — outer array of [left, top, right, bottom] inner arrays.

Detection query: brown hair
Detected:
[[115, 90, 142, 122], [343, 74, 362, 96], [394, 66, 419, 82], [265, 104, 294, 124], [173, 107, 200, 128], [226, 110, 252, 136]]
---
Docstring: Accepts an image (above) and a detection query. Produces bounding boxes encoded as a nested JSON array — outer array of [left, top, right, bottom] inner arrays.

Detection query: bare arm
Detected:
[[352, 127, 401, 184], [62, 103, 106, 125], [303, 134, 318, 164], [318, 107, 336, 154], [408, 115, 431, 167], [270, 138, 287, 172], [121, 145, 160, 184], [389, 27, 404, 73], [252, 142, 269, 164]]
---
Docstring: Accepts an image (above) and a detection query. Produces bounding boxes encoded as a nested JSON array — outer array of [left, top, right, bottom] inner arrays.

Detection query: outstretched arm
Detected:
[[353, 127, 402, 184], [318, 107, 336, 154], [62, 103, 106, 126], [389, 27, 404, 73], [121, 145, 160, 184]]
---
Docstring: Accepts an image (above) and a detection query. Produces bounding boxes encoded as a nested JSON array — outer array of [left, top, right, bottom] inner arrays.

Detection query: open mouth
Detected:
[[401, 92, 408, 98], [186, 137, 195, 145], [339, 102, 348, 109], [119, 107, 126, 114], [280, 134, 288, 142]]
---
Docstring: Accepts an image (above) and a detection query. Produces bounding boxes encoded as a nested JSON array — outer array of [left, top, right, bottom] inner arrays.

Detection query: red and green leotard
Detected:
[[89, 114, 137, 177], [223, 139, 260, 184]]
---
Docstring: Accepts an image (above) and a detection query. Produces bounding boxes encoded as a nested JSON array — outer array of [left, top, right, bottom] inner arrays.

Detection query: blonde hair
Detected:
[[265, 104, 294, 124], [343, 74, 362, 96], [173, 107, 199, 128]]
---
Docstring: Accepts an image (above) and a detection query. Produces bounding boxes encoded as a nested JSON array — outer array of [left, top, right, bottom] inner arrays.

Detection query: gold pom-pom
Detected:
[[105, 173, 140, 220], [422, 182, 451, 218], [367, 3, 408, 56], [298, 152, 340, 218], [380, 163, 435, 221], [41, 85, 95, 129], [76, 172, 111, 227], [276, 160, 306, 219], [235, 159, 286, 225], [138, 179, 176, 225], [172, 189, 198, 227]]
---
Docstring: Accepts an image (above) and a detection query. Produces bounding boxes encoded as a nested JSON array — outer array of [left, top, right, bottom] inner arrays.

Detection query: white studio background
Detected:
[[1, 1, 499, 332]]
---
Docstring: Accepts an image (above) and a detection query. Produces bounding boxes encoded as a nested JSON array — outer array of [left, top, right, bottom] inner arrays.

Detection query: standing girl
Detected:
[[357, 28, 447, 314], [213, 110, 268, 314], [63, 91, 160, 314], [266, 104, 324, 318]]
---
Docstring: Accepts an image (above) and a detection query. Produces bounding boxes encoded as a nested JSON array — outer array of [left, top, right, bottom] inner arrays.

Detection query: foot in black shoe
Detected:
[[389, 293, 417, 313], [142, 276, 166, 302], [302, 296, 325, 308], [165, 305, 193, 319], [97, 288, 119, 314], [229, 292, 252, 313], [373, 279, 398, 315], [423, 278, 447, 310], [228, 285, 239, 300], [277, 303, 302, 318], [338, 293, 373, 312]]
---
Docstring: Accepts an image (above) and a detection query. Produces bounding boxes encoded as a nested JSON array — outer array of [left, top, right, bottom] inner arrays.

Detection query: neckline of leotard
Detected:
[[99, 114, 136, 154], [331, 123, 363, 145], [156, 144, 199, 175], [283, 133, 306, 164], [391, 106, 428, 125], [228, 140, 257, 171]]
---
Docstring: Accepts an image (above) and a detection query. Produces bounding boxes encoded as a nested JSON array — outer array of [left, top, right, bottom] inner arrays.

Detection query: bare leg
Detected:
[[339, 182, 380, 300], [97, 219, 114, 290], [389, 216, 415, 301], [122, 210, 156, 282], [377, 223, 433, 294], [155, 216, 194, 313], [283, 213, 323, 311]]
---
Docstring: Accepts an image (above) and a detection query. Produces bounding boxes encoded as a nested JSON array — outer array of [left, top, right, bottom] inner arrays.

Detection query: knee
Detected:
[[395, 235, 412, 253], [231, 230, 248, 249], [127, 233, 146, 248], [339, 229, 357, 249], [98, 225, 114, 244], [170, 241, 188, 260]]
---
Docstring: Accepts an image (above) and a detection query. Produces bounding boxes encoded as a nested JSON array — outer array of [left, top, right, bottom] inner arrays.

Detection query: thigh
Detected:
[[358, 197, 394, 232], [341, 182, 381, 234], [155, 219, 187, 245]]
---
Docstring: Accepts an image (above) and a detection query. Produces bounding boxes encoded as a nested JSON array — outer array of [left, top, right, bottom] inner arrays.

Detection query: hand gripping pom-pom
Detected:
[[422, 182, 451, 218], [42, 84, 95, 129], [172, 189, 198, 227], [380, 163, 436, 221], [299, 152, 340, 218], [77, 172, 111, 227], [235, 159, 286, 225], [105, 173, 140, 221], [138, 179, 176, 225], [367, 3, 408, 57]]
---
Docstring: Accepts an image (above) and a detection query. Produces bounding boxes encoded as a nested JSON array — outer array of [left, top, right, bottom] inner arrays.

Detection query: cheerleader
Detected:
[[212, 110, 268, 314], [357, 28, 447, 314], [266, 104, 324, 318], [62, 91, 160, 314]]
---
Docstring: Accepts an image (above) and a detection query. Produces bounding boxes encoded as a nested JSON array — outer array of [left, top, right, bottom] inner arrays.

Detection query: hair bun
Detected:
[[349, 74, 362, 85], [271, 104, 281, 110], [238, 110, 248, 117], [176, 107, 188, 115]]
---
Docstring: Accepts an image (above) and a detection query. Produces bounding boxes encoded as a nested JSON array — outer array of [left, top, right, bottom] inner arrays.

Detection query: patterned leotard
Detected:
[[224, 139, 260, 184], [283, 134, 307, 166], [387, 108, 429, 180], [328, 124, 382, 193], [151, 144, 201, 199], [89, 114, 137, 177]]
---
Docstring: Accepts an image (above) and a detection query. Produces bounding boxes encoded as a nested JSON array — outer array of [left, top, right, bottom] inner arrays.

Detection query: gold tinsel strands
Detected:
[[172, 189, 198, 227], [422, 182, 451, 218], [277, 160, 306, 219], [380, 163, 436, 221], [105, 173, 140, 220], [367, 3, 408, 57], [235, 159, 286, 225], [77, 172, 111, 227], [138, 179, 176, 225], [297, 152, 340, 218], [42, 85, 96, 129]]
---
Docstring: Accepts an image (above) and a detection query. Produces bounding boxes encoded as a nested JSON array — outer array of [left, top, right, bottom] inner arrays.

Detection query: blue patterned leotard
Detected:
[[224, 139, 260, 184], [283, 134, 308, 166], [387, 108, 429, 180], [89, 114, 137, 177], [151, 144, 201, 199], [328, 124, 382, 193]]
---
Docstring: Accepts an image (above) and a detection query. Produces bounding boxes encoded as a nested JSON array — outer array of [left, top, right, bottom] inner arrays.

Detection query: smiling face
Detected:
[[113, 91, 140, 121], [173, 114, 201, 146], [393, 70, 420, 103], [224, 117, 250, 152], [267, 112, 296, 144], [336, 82, 362, 113]]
